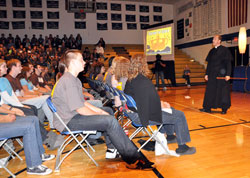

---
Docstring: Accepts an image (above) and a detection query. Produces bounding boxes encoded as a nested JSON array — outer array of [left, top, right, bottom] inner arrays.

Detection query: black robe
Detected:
[[203, 45, 233, 110]]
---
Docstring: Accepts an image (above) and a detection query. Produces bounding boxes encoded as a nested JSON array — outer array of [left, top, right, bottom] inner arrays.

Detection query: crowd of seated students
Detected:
[[0, 58, 64, 145], [0, 35, 196, 175], [51, 49, 155, 170], [0, 60, 55, 176], [0, 34, 106, 78], [0, 33, 84, 82], [82, 37, 106, 74], [0, 33, 82, 51]]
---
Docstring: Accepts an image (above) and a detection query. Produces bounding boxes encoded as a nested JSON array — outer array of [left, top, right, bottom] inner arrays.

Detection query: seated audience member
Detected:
[[0, 60, 49, 140], [111, 56, 129, 91], [0, 59, 54, 130], [38, 34, 44, 45], [52, 49, 155, 170], [54, 59, 102, 108], [95, 43, 105, 59], [115, 55, 196, 155], [76, 34, 82, 50], [41, 66, 51, 84], [92, 48, 100, 62], [183, 64, 191, 88], [29, 64, 51, 93], [27, 62, 34, 73], [103, 57, 116, 86], [96, 37, 106, 49], [0, 107, 55, 175], [55, 62, 66, 81], [93, 62, 105, 82], [1, 59, 65, 149], [18, 66, 40, 95], [6, 60, 36, 97], [83, 47, 91, 61]]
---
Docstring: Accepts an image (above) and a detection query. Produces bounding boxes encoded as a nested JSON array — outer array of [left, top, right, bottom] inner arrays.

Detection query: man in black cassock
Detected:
[[200, 35, 233, 114]]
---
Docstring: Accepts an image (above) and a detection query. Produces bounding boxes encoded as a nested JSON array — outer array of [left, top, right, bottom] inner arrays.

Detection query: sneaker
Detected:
[[105, 149, 120, 159], [27, 165, 52, 175], [41, 154, 55, 161], [126, 160, 155, 170], [176, 146, 196, 155], [163, 87, 167, 91], [155, 87, 158, 90]]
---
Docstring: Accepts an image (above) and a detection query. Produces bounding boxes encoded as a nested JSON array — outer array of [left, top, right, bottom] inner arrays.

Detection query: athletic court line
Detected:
[[172, 102, 250, 129]]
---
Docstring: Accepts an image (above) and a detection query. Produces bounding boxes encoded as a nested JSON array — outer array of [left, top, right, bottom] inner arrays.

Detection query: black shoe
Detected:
[[199, 108, 211, 113], [176, 146, 196, 155], [221, 109, 227, 114], [126, 160, 155, 170], [96, 138, 105, 144]]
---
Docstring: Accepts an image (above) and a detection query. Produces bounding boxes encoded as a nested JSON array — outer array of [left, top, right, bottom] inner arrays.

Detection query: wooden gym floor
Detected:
[[1, 85, 250, 178]]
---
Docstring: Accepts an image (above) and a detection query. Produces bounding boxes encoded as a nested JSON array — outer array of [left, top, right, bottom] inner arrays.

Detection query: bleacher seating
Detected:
[[82, 44, 205, 85]]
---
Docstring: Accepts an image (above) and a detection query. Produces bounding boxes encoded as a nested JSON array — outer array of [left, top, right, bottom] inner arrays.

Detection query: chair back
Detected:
[[123, 93, 137, 110], [114, 88, 127, 102], [102, 83, 115, 98], [46, 97, 99, 169], [46, 96, 57, 113], [86, 78, 97, 91], [46, 97, 71, 134]]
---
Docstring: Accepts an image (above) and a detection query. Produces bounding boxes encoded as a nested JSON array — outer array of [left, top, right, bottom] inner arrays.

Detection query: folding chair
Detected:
[[87, 78, 113, 105], [0, 138, 23, 178], [110, 88, 129, 123], [99, 82, 115, 105], [117, 91, 172, 154], [46, 97, 98, 172]]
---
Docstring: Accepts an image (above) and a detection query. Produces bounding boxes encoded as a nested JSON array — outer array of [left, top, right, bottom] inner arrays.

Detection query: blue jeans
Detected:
[[11, 105, 48, 141], [126, 108, 191, 145], [66, 113, 144, 164], [0, 116, 45, 168], [183, 75, 191, 85], [22, 95, 54, 128], [155, 71, 166, 88]]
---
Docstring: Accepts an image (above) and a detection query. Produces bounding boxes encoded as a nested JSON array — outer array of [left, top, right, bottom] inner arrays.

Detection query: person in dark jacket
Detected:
[[124, 55, 196, 155], [200, 35, 233, 114], [153, 54, 167, 91]]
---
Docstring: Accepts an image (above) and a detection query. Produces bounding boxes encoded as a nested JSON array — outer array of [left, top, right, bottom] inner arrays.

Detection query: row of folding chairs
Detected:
[[45, 79, 172, 173], [88, 80, 171, 153]]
